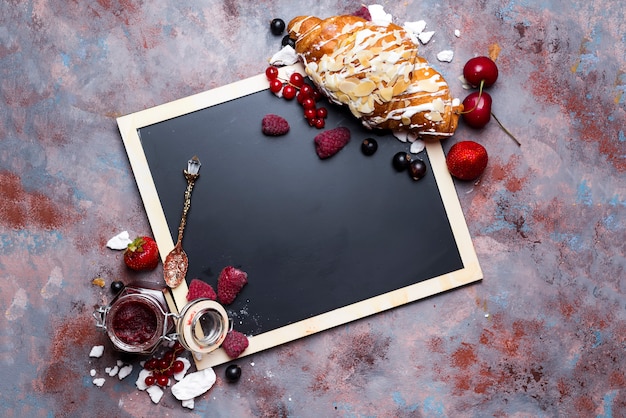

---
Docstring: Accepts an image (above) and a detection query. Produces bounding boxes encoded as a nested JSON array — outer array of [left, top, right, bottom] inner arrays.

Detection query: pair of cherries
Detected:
[[460, 56, 499, 129]]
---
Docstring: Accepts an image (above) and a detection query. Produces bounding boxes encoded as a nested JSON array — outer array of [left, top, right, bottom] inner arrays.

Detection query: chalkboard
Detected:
[[118, 65, 482, 368]]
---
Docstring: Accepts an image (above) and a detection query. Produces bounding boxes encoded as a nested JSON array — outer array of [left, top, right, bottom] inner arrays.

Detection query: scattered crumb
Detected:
[[182, 399, 195, 410], [437, 50, 454, 62], [488, 43, 502, 61], [146, 385, 164, 404], [89, 345, 105, 358], [106, 365, 119, 377], [418, 31, 435, 44], [90, 369, 96, 377], [454, 29, 461, 37], [118, 364, 133, 380], [269, 45, 298, 66], [93, 377, 106, 387], [107, 231, 132, 250], [92, 277, 106, 287]]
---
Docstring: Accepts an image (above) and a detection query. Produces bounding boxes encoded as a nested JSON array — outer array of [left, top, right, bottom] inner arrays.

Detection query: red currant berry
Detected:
[[310, 89, 322, 101], [314, 118, 325, 129], [289, 73, 304, 88], [304, 108, 317, 120], [163, 351, 175, 363], [302, 97, 316, 110], [282, 84, 297, 100], [172, 342, 185, 354], [156, 374, 169, 387], [157, 359, 169, 371], [316, 107, 328, 119], [269, 79, 283, 93], [171, 360, 185, 374], [296, 91, 308, 104], [144, 375, 156, 386], [144, 359, 158, 371], [265, 66, 279, 80], [300, 84, 313, 97]]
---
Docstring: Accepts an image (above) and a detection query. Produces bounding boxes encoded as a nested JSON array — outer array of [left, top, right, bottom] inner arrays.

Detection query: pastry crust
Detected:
[[288, 15, 462, 140]]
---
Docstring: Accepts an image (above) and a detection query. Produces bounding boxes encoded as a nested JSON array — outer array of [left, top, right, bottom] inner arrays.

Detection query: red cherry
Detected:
[[269, 79, 283, 93], [282, 84, 297, 100], [144, 375, 156, 386], [289, 72, 304, 87], [314, 118, 325, 129], [316, 107, 328, 119], [462, 91, 492, 128], [265, 66, 279, 80], [463, 56, 498, 88]]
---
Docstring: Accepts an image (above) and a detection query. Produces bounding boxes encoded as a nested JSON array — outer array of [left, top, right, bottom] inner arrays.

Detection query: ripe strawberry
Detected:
[[217, 266, 248, 305], [123, 236, 159, 271], [221, 330, 249, 358], [446, 141, 488, 181], [262, 114, 290, 136], [314, 127, 351, 159], [186, 278, 217, 301]]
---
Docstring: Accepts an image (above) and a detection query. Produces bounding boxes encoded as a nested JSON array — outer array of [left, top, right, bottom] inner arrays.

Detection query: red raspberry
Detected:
[[221, 330, 249, 359], [262, 114, 290, 136], [217, 266, 248, 305], [352, 6, 372, 21], [314, 127, 351, 159], [186, 278, 217, 302]]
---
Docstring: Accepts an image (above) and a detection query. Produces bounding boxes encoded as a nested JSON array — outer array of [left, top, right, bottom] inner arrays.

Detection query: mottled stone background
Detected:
[[1, 0, 624, 417]]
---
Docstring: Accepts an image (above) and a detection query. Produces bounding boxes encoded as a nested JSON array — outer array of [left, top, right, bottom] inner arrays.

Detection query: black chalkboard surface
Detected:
[[118, 65, 482, 368]]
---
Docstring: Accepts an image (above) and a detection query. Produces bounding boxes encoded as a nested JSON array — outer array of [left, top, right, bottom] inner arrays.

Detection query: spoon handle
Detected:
[[175, 156, 201, 245]]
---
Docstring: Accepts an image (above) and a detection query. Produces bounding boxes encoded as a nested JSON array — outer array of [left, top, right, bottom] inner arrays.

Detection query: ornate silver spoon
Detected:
[[163, 156, 201, 288]]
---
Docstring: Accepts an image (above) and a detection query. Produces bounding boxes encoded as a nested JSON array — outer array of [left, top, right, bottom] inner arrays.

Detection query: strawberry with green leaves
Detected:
[[124, 236, 160, 271]]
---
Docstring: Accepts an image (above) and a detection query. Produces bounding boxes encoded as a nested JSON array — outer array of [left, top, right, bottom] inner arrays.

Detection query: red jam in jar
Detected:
[[95, 283, 230, 355], [98, 286, 172, 354], [111, 298, 159, 345]]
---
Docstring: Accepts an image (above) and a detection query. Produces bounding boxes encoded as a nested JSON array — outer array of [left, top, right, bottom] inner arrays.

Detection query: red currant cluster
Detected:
[[265, 66, 329, 129], [142, 342, 186, 387]]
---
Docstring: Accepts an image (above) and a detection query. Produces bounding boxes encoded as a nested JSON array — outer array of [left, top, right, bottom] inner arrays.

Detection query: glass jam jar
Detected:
[[94, 284, 229, 355]]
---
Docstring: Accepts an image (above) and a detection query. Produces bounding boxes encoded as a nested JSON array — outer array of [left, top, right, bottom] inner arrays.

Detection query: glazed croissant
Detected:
[[287, 15, 462, 140]]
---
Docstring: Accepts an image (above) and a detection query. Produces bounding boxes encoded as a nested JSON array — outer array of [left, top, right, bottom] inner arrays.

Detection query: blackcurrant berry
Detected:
[[361, 138, 378, 156], [270, 18, 286, 35], [392, 152, 411, 172], [408, 159, 427, 181], [225, 364, 242, 383], [281, 35, 295, 48], [110, 280, 125, 294]]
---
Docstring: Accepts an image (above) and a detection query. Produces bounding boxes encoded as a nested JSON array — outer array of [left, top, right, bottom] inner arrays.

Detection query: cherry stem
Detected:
[[460, 79, 484, 115], [491, 112, 521, 147]]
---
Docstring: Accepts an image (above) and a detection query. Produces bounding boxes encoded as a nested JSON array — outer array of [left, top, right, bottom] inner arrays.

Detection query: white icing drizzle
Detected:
[[292, 16, 460, 136]]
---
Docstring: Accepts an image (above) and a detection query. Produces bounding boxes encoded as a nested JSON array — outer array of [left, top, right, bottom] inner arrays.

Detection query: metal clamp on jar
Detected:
[[94, 284, 230, 355]]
